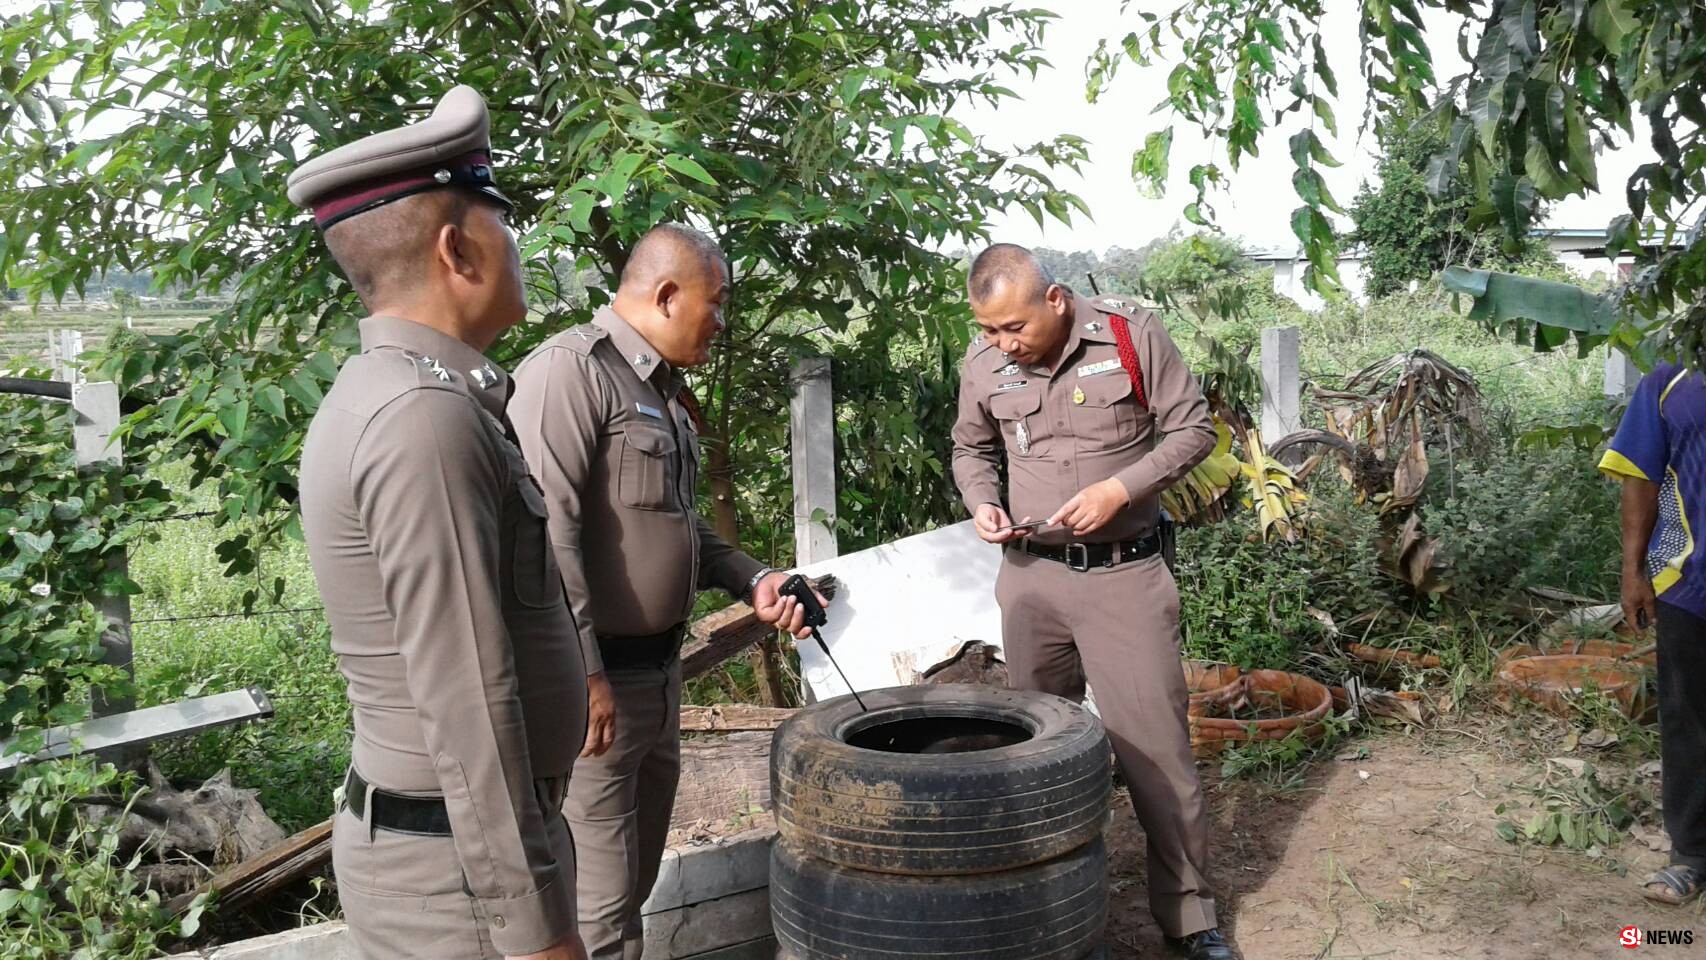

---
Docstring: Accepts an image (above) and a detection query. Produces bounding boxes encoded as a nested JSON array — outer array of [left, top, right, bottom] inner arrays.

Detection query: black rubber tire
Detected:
[[772, 835, 1108, 960], [771, 684, 1110, 875]]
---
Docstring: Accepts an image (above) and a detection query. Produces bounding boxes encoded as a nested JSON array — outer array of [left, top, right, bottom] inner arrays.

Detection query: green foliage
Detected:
[[1217, 713, 1353, 789], [1092, 0, 1706, 361], [128, 500, 348, 832], [2, 757, 208, 958], [1350, 114, 1554, 298], [1134, 232, 1271, 414], [1174, 523, 1328, 670], [0, 372, 172, 744], [0, 0, 1089, 580], [1419, 445, 1621, 603], [1140, 231, 1251, 300], [830, 328, 970, 551], [1494, 760, 1650, 857]]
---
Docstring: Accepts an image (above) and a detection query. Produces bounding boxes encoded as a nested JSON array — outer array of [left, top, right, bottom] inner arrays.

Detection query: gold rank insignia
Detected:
[[1072, 386, 1086, 405]]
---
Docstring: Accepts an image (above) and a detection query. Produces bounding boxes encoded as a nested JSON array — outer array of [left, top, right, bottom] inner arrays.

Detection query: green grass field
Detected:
[[128, 470, 347, 833], [1, 305, 213, 366]]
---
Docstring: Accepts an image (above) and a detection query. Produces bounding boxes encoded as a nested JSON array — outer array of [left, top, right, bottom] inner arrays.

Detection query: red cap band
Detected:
[[310, 150, 493, 227]]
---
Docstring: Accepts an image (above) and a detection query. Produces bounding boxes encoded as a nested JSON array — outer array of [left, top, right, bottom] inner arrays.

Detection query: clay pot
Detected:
[[1496, 638, 1655, 669], [1496, 655, 1650, 719], [1188, 669, 1334, 754], [1182, 660, 1244, 719]]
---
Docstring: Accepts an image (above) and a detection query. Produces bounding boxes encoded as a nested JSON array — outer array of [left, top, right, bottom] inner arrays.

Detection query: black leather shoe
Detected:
[[1164, 927, 1240, 960]]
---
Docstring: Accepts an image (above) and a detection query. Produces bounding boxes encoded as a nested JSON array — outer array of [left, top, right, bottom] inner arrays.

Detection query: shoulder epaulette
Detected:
[[560, 324, 609, 357]]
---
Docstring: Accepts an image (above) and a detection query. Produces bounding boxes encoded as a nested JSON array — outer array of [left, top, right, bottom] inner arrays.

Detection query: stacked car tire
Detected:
[[770, 684, 1113, 960]]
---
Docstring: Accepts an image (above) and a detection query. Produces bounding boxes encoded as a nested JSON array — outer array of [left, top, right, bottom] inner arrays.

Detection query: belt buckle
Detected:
[[1065, 542, 1090, 572]]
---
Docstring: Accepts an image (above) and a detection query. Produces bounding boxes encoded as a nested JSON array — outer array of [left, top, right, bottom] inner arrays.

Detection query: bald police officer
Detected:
[[951, 244, 1239, 960], [290, 87, 589, 960], [509, 224, 819, 959]]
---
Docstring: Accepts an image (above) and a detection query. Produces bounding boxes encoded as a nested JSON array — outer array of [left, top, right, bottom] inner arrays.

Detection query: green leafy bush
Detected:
[[1419, 445, 1620, 603], [1, 758, 206, 959]]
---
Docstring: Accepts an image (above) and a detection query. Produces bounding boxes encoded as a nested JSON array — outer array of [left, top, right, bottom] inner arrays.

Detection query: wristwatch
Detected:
[[742, 566, 775, 603]]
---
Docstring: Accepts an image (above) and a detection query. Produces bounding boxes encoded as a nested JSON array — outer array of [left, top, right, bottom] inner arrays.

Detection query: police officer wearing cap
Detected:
[[291, 87, 589, 960], [951, 244, 1240, 960], [508, 223, 822, 960]]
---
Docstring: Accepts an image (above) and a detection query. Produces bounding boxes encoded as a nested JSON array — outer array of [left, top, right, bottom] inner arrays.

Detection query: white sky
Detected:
[[953, 0, 1655, 253]]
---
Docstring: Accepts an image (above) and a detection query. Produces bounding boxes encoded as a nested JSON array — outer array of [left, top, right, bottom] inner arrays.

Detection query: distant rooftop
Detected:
[[1246, 226, 1615, 262]]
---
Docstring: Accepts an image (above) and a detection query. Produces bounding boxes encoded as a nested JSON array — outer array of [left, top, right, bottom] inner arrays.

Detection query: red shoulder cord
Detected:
[[676, 386, 706, 432], [1108, 313, 1148, 409]]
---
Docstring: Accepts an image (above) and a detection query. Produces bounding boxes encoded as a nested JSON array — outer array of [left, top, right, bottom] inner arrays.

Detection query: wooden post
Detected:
[[1604, 349, 1640, 400], [1260, 326, 1302, 446], [72, 377, 135, 726], [789, 357, 837, 565]]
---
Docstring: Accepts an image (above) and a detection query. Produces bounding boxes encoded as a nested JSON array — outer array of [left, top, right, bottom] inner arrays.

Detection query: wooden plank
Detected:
[[0, 687, 275, 772], [670, 732, 773, 837], [679, 704, 796, 732], [167, 818, 333, 916], [681, 574, 837, 681]]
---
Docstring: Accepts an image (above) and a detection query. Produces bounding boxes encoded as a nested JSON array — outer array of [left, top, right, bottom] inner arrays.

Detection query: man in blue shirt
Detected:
[[1601, 360, 1706, 905]]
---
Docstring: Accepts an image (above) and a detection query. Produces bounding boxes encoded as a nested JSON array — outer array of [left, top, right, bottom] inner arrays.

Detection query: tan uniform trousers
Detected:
[[333, 783, 575, 960], [564, 660, 683, 960], [996, 549, 1216, 937]]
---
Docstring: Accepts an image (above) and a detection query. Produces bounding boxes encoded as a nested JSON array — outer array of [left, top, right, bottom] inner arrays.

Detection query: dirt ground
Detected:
[[1104, 717, 1706, 960]]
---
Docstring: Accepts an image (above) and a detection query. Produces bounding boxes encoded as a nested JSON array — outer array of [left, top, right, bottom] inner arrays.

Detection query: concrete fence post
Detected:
[[1260, 326, 1302, 446], [72, 373, 135, 725], [789, 357, 837, 565], [1604, 349, 1641, 400]]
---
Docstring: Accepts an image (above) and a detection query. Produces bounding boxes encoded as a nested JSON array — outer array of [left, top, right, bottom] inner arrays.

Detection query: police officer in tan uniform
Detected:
[[951, 244, 1239, 960], [290, 87, 589, 960], [508, 224, 820, 959]]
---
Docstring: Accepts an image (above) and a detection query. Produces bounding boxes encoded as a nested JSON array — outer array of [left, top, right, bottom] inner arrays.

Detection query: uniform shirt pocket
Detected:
[[988, 389, 1046, 458], [618, 424, 674, 510], [1069, 374, 1144, 451], [512, 478, 559, 609]]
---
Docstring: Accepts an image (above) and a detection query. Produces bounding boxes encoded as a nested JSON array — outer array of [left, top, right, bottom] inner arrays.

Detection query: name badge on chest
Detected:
[[1077, 358, 1122, 379], [635, 402, 664, 419]]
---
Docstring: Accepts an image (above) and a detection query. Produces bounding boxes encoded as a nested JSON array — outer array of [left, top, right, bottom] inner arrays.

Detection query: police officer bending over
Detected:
[[291, 87, 589, 960], [952, 244, 1240, 960]]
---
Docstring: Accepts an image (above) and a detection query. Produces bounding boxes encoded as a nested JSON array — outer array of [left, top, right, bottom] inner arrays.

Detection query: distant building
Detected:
[[1246, 226, 1634, 310]]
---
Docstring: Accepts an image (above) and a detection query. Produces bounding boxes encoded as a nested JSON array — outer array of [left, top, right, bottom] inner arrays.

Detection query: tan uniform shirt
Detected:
[[300, 316, 585, 954], [509, 307, 765, 674], [952, 295, 1215, 546]]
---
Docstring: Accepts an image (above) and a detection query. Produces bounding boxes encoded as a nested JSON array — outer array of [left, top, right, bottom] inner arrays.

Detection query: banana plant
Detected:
[[1160, 417, 1240, 525], [1239, 428, 1308, 542]]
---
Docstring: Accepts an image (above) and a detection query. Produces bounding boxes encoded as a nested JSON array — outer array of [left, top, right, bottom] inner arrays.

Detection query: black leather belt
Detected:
[[596, 622, 687, 671], [1019, 531, 1162, 572], [346, 767, 453, 836], [345, 768, 568, 837]]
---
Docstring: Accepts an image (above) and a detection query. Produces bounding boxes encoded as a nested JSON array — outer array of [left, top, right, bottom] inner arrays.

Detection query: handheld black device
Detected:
[[779, 574, 866, 711]]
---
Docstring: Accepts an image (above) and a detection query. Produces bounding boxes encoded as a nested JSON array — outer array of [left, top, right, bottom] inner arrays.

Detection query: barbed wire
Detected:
[[132, 605, 323, 625], [138, 510, 219, 523]]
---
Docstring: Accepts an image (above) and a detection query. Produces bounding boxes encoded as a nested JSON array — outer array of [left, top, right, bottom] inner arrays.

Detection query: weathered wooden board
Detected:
[[679, 704, 796, 732], [166, 819, 332, 916]]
